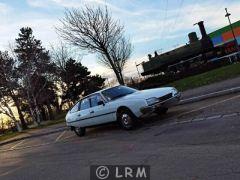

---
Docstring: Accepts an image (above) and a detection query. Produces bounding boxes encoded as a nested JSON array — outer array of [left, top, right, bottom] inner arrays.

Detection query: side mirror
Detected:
[[97, 101, 105, 106]]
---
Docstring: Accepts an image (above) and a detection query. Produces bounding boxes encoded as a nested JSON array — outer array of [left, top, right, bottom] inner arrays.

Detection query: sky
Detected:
[[0, 0, 240, 79]]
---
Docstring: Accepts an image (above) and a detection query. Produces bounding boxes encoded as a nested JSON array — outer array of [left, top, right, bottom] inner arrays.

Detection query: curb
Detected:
[[179, 86, 240, 105], [0, 127, 68, 147]]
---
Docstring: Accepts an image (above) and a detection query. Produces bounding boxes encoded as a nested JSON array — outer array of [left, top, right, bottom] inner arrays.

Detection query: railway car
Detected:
[[141, 20, 240, 76]]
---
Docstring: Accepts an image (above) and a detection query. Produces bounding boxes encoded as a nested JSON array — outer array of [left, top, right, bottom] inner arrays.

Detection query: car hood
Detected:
[[116, 87, 174, 101]]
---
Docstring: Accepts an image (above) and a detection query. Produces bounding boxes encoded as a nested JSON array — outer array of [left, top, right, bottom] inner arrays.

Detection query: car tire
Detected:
[[74, 127, 86, 137], [118, 109, 137, 130], [156, 107, 168, 115]]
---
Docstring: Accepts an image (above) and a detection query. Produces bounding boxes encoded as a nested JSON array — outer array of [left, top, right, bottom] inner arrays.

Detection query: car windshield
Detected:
[[101, 86, 138, 101]]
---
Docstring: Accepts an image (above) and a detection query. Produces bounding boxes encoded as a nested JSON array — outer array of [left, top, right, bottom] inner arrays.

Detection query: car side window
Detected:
[[80, 98, 90, 110], [71, 102, 80, 113], [90, 94, 103, 108]]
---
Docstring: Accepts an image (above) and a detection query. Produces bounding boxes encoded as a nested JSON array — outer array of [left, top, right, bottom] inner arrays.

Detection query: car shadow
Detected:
[[83, 108, 187, 138]]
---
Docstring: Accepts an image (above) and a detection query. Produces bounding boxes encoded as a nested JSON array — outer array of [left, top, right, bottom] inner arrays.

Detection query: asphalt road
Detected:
[[0, 93, 240, 180]]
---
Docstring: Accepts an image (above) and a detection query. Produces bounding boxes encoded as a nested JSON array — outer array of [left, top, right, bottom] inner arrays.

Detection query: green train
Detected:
[[141, 21, 240, 76]]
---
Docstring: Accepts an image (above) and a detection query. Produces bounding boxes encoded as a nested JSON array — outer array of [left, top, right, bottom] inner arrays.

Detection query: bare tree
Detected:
[[50, 42, 82, 71], [51, 42, 81, 110], [0, 51, 28, 130], [98, 37, 132, 84], [57, 6, 132, 85]]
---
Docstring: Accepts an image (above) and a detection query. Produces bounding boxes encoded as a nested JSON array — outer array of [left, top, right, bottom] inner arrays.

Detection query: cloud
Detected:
[[1, 0, 240, 79], [0, 12, 60, 50], [124, 0, 240, 77], [27, 0, 140, 16], [27, 0, 81, 8], [81, 52, 146, 78], [26, 0, 49, 7], [133, 33, 184, 44], [128, 0, 240, 52], [0, 2, 11, 14], [122, 55, 146, 77]]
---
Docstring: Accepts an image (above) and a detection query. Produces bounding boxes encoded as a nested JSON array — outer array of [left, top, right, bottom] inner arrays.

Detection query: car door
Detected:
[[88, 94, 115, 125], [75, 98, 92, 127], [68, 101, 81, 125]]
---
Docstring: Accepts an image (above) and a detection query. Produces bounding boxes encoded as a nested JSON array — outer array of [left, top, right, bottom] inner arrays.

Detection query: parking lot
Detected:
[[1, 93, 240, 180]]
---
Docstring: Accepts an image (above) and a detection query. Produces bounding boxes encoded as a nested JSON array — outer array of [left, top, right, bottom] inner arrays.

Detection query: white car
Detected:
[[66, 85, 180, 136]]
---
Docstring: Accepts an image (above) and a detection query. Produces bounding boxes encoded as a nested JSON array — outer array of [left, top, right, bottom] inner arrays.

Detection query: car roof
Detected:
[[84, 85, 121, 98], [96, 85, 120, 93]]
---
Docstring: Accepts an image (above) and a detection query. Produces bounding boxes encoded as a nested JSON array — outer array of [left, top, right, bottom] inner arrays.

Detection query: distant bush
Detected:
[[138, 58, 232, 89]]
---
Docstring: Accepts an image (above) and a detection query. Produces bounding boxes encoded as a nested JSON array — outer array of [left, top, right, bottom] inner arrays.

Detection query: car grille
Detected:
[[158, 93, 172, 102]]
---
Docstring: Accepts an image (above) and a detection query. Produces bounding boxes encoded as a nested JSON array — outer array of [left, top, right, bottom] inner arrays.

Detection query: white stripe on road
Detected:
[[61, 134, 75, 141], [178, 94, 240, 118], [9, 140, 25, 150], [180, 86, 240, 103], [55, 130, 66, 142]]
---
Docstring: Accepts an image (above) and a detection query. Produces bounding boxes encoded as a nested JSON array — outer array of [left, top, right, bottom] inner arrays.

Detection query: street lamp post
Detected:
[[225, 8, 240, 54], [106, 77, 110, 87], [135, 62, 142, 81]]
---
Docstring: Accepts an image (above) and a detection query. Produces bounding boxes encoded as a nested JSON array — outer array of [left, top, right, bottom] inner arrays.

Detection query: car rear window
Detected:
[[80, 98, 90, 110]]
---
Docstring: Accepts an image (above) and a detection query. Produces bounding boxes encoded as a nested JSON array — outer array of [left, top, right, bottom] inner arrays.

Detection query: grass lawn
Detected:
[[0, 131, 21, 142], [30, 116, 65, 130], [0, 112, 66, 142], [168, 63, 240, 91]]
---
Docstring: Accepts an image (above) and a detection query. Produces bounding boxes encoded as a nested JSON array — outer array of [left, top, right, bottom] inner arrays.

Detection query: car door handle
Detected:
[[77, 114, 81, 117], [90, 111, 94, 114]]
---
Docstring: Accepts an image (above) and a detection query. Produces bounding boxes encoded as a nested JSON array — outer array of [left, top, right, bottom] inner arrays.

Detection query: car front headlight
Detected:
[[172, 88, 178, 95], [146, 97, 159, 106]]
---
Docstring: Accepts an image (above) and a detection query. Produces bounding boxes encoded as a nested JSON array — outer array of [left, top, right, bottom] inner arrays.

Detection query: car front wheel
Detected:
[[74, 127, 86, 137], [118, 109, 137, 130], [156, 107, 168, 115]]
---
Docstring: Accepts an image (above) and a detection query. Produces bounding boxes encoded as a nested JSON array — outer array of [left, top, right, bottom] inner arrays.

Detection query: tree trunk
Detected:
[[59, 103, 63, 113], [109, 64, 123, 85], [118, 70, 124, 85], [47, 104, 54, 120], [40, 106, 47, 121], [105, 51, 125, 85], [33, 98, 42, 125], [11, 94, 28, 129], [16, 103, 28, 129], [116, 70, 124, 85], [29, 105, 37, 124]]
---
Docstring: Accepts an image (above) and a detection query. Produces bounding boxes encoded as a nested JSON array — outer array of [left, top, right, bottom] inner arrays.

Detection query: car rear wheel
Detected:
[[156, 107, 168, 115], [118, 109, 137, 130], [74, 127, 86, 137]]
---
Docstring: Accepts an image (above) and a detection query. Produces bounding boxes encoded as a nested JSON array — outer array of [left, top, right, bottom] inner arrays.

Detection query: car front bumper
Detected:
[[140, 92, 181, 116]]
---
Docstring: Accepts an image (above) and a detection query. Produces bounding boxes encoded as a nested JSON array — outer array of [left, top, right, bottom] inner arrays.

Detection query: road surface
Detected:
[[0, 93, 240, 180]]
